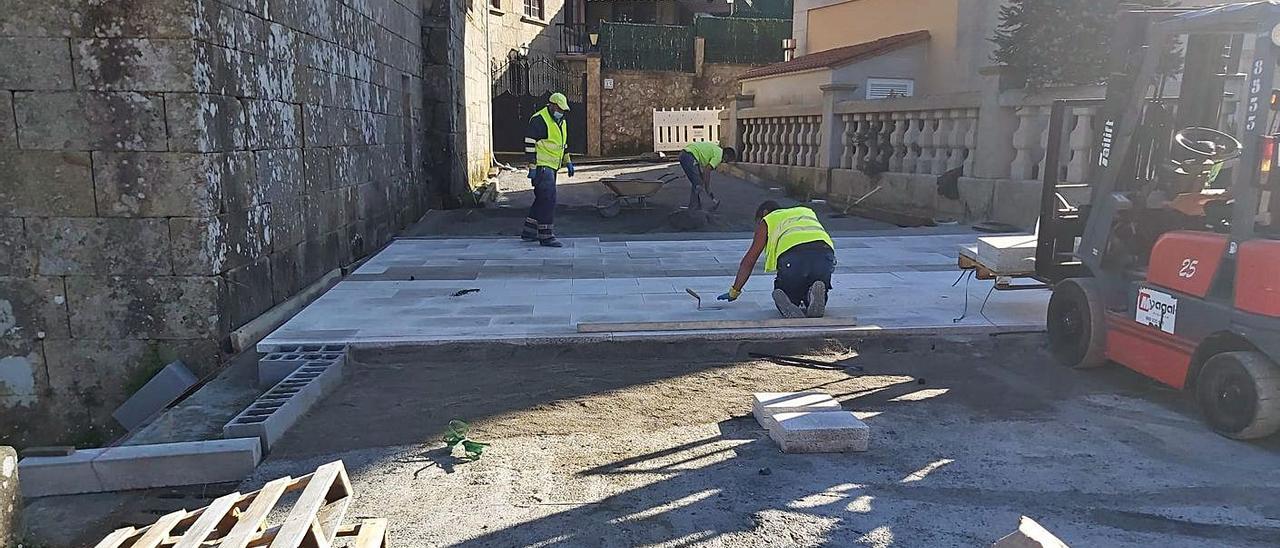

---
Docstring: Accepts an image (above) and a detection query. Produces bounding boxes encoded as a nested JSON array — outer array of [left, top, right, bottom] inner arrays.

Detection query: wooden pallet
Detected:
[[94, 460, 386, 548]]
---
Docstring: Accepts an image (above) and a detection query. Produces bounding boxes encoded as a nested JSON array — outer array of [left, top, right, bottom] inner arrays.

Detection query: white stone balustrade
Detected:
[[739, 112, 822, 167]]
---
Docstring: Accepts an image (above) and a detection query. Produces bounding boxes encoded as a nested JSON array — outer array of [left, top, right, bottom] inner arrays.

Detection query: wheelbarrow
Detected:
[[594, 173, 682, 218]]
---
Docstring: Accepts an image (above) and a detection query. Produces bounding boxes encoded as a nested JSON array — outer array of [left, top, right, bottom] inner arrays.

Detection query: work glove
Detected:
[[527, 167, 538, 179], [566, 162, 576, 177], [717, 287, 741, 302]]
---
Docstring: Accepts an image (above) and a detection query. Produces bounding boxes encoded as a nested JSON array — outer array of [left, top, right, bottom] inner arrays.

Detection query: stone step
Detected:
[[752, 392, 843, 431], [768, 411, 870, 453]]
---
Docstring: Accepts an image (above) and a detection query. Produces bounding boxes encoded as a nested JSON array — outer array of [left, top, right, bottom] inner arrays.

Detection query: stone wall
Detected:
[[600, 63, 755, 155], [0, 0, 448, 447]]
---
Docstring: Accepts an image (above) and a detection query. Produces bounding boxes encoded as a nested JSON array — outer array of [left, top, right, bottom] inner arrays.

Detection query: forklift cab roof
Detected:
[[1157, 1, 1280, 34]]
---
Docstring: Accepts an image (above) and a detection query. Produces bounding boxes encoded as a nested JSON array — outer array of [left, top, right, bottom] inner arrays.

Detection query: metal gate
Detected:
[[492, 54, 586, 155]]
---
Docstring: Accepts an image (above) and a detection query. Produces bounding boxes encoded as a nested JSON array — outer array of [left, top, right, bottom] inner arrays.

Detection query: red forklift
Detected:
[[1036, 3, 1280, 439]]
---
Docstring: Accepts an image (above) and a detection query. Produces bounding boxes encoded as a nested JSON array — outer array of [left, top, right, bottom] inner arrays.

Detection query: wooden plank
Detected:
[[268, 462, 350, 548], [94, 527, 138, 548], [577, 317, 859, 333], [132, 510, 188, 548], [353, 519, 388, 548], [174, 492, 242, 548], [219, 476, 293, 548]]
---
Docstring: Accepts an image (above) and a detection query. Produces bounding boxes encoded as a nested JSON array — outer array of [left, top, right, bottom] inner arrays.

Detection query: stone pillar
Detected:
[[0, 446, 17, 547], [818, 84, 859, 169], [723, 93, 754, 153], [586, 54, 603, 157], [972, 66, 1020, 179]]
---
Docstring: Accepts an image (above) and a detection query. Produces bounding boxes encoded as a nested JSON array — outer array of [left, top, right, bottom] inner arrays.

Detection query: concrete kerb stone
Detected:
[[17, 439, 262, 497], [768, 411, 871, 454], [92, 439, 261, 492], [112, 360, 199, 430], [229, 350, 347, 452], [16, 448, 106, 498], [752, 392, 843, 431]]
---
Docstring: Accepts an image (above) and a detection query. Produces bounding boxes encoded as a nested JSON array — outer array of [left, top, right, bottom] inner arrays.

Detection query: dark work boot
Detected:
[[805, 281, 828, 318], [772, 289, 805, 319], [521, 217, 538, 241], [538, 224, 563, 248]]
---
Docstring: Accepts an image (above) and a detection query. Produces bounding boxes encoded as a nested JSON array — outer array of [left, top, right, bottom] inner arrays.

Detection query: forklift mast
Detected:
[[1054, 3, 1280, 280]]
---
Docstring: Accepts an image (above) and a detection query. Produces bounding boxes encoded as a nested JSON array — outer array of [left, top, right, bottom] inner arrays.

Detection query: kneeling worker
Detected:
[[718, 201, 835, 318]]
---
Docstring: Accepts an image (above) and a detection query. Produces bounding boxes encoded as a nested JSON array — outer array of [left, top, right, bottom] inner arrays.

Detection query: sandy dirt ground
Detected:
[[232, 335, 1280, 547]]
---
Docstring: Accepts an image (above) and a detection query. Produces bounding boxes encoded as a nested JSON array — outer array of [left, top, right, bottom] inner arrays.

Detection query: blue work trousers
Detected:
[[528, 167, 558, 225]]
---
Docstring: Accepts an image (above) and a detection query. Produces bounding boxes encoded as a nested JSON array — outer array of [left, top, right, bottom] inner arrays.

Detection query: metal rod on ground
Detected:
[[749, 352, 865, 372], [749, 352, 926, 384]]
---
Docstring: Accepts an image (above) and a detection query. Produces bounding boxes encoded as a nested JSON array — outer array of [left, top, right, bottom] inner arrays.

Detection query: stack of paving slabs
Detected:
[[752, 392, 870, 453], [93, 460, 389, 548]]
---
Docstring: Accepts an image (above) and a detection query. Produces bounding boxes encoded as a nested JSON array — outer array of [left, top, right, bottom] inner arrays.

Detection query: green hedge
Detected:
[[695, 15, 791, 65], [601, 22, 695, 72]]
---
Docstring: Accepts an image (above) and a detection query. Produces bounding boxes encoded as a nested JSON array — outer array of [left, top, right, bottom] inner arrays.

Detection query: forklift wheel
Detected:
[[1196, 351, 1280, 440], [1047, 278, 1108, 369]]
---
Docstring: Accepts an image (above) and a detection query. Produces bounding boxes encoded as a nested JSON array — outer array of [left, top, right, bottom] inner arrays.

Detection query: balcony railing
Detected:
[[558, 22, 590, 55]]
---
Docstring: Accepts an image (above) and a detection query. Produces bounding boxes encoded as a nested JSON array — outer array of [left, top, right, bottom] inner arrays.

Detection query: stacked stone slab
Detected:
[[226, 349, 346, 452], [258, 344, 348, 387], [752, 392, 871, 453], [0, 0, 458, 447]]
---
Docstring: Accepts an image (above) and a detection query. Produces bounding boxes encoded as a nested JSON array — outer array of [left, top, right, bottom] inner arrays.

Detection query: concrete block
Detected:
[[0, 151, 94, 216], [0, 218, 35, 277], [169, 204, 271, 275], [0, 92, 14, 149], [66, 276, 223, 339], [165, 93, 247, 152], [17, 448, 107, 498], [992, 516, 1070, 548], [28, 217, 172, 275], [752, 392, 842, 430], [72, 0, 196, 38], [257, 346, 345, 388], [976, 234, 1037, 274], [15, 91, 167, 151], [111, 360, 198, 430], [243, 99, 301, 149], [0, 446, 18, 546], [0, 0, 73, 37], [0, 38, 74, 90], [73, 39, 196, 91], [93, 152, 226, 217], [225, 257, 275, 329], [768, 411, 870, 454], [92, 438, 260, 491], [0, 276, 71, 339], [226, 354, 345, 452]]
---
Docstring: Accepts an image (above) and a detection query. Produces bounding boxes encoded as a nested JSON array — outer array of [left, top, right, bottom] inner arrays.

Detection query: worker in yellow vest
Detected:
[[521, 92, 575, 248], [678, 141, 737, 211], [718, 201, 836, 318]]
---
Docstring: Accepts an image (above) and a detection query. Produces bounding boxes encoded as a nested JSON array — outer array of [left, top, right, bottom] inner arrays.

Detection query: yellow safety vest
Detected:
[[532, 108, 569, 170], [763, 206, 834, 273]]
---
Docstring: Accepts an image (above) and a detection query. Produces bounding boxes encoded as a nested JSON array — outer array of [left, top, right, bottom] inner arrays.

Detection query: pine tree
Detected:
[[992, 0, 1170, 88]]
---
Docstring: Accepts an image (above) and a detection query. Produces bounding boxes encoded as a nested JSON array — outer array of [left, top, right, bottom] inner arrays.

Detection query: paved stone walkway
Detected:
[[260, 233, 1048, 349]]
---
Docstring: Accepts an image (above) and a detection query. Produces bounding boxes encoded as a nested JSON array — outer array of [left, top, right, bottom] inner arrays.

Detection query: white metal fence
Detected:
[[653, 107, 723, 152]]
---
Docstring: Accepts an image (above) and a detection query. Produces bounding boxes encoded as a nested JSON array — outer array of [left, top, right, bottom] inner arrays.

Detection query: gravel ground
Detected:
[[236, 335, 1280, 547]]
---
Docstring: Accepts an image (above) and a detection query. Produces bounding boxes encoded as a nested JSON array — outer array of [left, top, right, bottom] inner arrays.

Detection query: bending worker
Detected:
[[678, 141, 736, 211], [719, 201, 835, 318], [521, 92, 575, 248]]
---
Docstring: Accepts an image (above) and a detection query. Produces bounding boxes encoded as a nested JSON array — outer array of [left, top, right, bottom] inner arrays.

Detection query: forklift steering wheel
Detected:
[[1173, 127, 1242, 163]]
